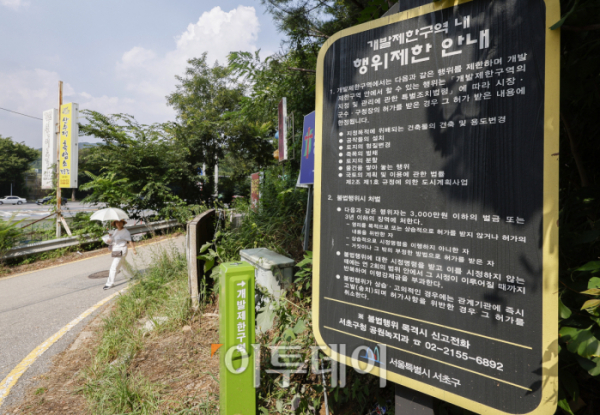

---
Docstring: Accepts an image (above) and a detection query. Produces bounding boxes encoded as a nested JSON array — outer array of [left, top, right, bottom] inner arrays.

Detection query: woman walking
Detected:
[[104, 219, 137, 290]]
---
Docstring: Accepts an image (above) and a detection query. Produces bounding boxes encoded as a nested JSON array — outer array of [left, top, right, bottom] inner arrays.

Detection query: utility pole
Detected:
[[214, 161, 219, 198], [56, 81, 62, 238]]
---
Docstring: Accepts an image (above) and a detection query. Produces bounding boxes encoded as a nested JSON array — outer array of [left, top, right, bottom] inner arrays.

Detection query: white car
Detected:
[[0, 196, 27, 205]]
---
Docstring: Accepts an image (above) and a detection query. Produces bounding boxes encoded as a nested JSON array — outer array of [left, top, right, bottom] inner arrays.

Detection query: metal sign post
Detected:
[[395, 384, 434, 414], [299, 111, 316, 251], [56, 81, 62, 238], [278, 98, 288, 162], [303, 185, 313, 251]]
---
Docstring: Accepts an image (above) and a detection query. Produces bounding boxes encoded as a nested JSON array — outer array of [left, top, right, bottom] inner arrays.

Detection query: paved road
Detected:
[[0, 235, 186, 410], [0, 201, 97, 220]]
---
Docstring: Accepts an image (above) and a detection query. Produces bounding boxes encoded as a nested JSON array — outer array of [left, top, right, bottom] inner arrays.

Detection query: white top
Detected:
[[110, 228, 132, 247]]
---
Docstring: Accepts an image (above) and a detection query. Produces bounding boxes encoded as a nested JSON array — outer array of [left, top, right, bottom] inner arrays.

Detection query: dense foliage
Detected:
[[0, 135, 39, 197], [552, 0, 600, 413], [166, 54, 275, 194], [222, 169, 308, 261], [78, 55, 276, 211], [77, 111, 193, 218], [0, 216, 23, 261]]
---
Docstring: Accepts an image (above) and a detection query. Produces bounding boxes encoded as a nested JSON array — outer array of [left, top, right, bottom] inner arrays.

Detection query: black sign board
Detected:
[[313, 1, 560, 414]]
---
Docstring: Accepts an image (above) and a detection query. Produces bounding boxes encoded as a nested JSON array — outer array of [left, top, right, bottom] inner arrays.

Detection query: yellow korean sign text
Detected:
[[58, 103, 79, 188]]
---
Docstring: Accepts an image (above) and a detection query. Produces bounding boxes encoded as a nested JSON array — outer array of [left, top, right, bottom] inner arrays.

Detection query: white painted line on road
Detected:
[[0, 285, 130, 409]]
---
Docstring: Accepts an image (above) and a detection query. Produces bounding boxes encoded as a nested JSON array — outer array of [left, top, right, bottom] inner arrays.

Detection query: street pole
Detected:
[[56, 81, 62, 238], [395, 385, 434, 414], [214, 161, 219, 198]]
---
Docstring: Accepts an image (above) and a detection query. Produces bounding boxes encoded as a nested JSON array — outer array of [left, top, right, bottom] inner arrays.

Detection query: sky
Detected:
[[0, 0, 284, 148]]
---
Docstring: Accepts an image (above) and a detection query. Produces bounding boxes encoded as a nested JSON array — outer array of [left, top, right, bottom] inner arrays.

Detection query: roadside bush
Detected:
[[157, 203, 208, 225], [0, 216, 23, 261], [195, 167, 308, 304], [219, 167, 308, 262], [254, 251, 396, 414]]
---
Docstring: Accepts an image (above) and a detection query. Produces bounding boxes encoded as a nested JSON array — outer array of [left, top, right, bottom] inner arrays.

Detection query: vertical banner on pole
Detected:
[[41, 109, 58, 189], [219, 261, 256, 415], [278, 98, 288, 162], [299, 111, 315, 185], [58, 103, 79, 188]]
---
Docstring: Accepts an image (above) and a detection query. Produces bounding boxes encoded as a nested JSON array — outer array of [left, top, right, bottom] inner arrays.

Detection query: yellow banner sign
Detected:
[[58, 103, 79, 188]]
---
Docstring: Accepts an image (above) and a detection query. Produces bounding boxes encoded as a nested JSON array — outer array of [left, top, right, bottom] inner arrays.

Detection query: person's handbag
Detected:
[[111, 250, 123, 258], [102, 234, 114, 252]]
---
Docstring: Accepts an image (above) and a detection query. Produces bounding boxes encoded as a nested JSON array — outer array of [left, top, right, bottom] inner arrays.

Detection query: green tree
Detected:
[[78, 110, 193, 218], [229, 50, 316, 174], [260, 0, 377, 52], [79, 171, 134, 209], [226, 2, 374, 177], [547, 0, 600, 412], [167, 54, 274, 202], [0, 135, 39, 197], [75, 146, 102, 199]]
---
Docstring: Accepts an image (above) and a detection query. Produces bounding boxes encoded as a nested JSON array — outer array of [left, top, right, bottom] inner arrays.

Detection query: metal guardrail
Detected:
[[2, 219, 181, 259]]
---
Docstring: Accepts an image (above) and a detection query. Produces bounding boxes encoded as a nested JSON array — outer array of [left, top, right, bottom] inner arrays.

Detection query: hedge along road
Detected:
[[0, 235, 185, 410]]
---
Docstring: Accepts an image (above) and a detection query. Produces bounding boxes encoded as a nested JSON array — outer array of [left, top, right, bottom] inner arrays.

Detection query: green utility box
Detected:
[[219, 261, 256, 415]]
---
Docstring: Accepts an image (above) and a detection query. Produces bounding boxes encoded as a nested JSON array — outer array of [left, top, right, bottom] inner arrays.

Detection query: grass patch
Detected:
[[80, 244, 198, 414], [74, 210, 395, 414]]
